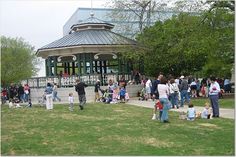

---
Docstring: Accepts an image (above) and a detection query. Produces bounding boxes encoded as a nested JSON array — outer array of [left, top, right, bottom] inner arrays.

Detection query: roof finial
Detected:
[[90, 0, 94, 17]]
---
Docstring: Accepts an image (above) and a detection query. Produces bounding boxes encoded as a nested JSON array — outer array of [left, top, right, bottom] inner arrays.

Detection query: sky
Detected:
[[0, 0, 110, 77]]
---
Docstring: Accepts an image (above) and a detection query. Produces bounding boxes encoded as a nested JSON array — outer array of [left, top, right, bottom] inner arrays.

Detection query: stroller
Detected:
[[138, 87, 147, 101], [38, 93, 46, 107]]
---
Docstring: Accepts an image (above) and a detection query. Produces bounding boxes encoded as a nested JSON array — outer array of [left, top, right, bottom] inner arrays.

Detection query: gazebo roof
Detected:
[[38, 29, 136, 51], [37, 14, 137, 58]]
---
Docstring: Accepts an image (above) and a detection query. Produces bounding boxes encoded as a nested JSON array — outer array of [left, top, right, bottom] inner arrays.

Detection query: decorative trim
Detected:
[[57, 55, 77, 62], [94, 52, 117, 60]]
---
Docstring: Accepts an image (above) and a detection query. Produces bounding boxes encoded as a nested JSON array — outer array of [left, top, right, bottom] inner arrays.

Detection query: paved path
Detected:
[[126, 99, 235, 119], [19, 98, 234, 119]]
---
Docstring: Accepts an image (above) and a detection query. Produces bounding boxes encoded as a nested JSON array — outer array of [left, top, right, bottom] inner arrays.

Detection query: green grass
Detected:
[[191, 98, 235, 108], [1, 102, 234, 156]]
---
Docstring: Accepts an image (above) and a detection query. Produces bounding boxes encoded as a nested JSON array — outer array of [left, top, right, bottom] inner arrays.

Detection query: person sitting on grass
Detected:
[[187, 103, 196, 121], [201, 102, 212, 119]]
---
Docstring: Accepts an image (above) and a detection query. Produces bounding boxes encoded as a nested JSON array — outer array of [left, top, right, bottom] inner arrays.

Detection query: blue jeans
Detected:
[[20, 94, 24, 102], [159, 98, 169, 122], [209, 95, 219, 117], [170, 92, 179, 108], [180, 90, 190, 107], [24, 93, 29, 102], [53, 91, 61, 101]]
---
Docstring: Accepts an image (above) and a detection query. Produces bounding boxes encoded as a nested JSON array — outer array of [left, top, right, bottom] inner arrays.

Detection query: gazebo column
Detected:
[[77, 54, 81, 76], [53, 56, 57, 76], [90, 53, 93, 74], [83, 54, 86, 75], [45, 59, 48, 76], [118, 54, 121, 74], [47, 57, 52, 76]]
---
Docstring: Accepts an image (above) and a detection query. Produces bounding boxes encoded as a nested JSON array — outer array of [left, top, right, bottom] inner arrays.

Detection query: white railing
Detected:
[[22, 73, 131, 88]]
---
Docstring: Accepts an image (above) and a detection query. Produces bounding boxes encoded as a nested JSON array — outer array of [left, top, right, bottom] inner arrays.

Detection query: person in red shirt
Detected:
[[152, 100, 163, 120]]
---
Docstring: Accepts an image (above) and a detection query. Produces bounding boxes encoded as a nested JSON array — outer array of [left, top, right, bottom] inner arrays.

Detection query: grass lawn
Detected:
[[191, 98, 235, 108], [1, 102, 234, 156]]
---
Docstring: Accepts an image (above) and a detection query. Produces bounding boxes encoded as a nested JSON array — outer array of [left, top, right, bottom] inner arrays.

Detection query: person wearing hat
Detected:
[[179, 75, 190, 107], [94, 80, 101, 102]]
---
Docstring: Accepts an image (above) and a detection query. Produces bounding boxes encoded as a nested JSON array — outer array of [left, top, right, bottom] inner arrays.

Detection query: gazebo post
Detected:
[[90, 53, 93, 74], [53, 56, 57, 76], [77, 54, 81, 76], [47, 57, 52, 76], [82, 54, 86, 75]]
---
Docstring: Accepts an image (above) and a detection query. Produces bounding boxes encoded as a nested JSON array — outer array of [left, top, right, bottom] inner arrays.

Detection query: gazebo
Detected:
[[36, 13, 138, 86]]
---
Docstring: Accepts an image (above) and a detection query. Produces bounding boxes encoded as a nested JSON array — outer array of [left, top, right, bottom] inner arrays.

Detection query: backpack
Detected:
[[171, 83, 178, 92]]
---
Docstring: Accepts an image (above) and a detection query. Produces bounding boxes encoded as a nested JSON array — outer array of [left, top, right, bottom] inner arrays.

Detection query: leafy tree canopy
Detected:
[[1, 36, 40, 86]]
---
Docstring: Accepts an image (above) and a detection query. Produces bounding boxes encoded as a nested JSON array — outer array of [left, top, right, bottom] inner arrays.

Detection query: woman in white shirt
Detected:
[[158, 76, 170, 123], [209, 76, 221, 117], [169, 78, 179, 109]]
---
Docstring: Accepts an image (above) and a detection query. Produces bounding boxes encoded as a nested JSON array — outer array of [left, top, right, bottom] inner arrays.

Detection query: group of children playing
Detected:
[[153, 100, 212, 121], [98, 86, 130, 104]]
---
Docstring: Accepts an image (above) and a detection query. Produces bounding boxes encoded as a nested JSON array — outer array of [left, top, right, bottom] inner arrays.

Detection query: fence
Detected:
[[21, 73, 132, 88]]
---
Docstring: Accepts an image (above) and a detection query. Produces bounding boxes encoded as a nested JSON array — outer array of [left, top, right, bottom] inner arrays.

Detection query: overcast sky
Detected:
[[0, 0, 110, 76]]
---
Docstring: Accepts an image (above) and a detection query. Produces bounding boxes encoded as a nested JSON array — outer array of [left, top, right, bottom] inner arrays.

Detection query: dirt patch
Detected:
[[99, 135, 173, 148], [198, 123, 221, 129]]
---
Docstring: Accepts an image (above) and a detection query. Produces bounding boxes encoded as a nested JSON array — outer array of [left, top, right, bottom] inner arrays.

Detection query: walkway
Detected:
[[127, 99, 235, 119]]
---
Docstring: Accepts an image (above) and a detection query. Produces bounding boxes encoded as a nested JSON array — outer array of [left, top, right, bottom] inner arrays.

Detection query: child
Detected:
[[68, 93, 74, 111], [125, 92, 130, 102], [139, 87, 147, 101], [8, 99, 14, 108], [103, 89, 112, 104], [152, 100, 163, 120], [201, 102, 212, 119], [187, 103, 196, 121], [119, 87, 126, 103], [27, 99, 32, 108]]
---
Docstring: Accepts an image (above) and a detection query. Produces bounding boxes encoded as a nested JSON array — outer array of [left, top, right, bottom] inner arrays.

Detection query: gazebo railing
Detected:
[[22, 73, 131, 88]]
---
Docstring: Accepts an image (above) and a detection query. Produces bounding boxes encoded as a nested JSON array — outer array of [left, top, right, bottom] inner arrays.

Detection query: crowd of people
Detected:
[[139, 73, 225, 123], [1, 73, 231, 122]]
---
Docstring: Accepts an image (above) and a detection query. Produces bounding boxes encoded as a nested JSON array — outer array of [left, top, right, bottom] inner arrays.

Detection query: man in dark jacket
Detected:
[[75, 79, 88, 110], [18, 84, 24, 103], [179, 76, 190, 107]]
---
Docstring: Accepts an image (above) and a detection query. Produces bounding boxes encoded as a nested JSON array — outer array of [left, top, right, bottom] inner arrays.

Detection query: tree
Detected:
[[200, 5, 234, 78], [135, 9, 234, 77], [136, 13, 209, 76], [106, 0, 168, 37], [1, 36, 39, 86]]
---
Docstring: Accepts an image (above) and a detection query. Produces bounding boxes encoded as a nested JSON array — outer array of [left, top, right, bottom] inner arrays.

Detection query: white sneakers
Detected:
[[152, 114, 157, 120]]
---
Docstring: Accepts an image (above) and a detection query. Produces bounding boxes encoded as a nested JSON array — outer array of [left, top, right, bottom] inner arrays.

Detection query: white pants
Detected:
[[46, 94, 53, 110]]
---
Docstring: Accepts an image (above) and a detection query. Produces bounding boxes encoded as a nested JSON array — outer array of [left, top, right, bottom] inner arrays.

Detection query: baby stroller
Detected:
[[138, 88, 147, 101], [38, 93, 46, 107]]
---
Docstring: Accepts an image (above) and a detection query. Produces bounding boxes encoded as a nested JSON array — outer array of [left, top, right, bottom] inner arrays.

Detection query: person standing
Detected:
[[68, 93, 74, 111], [158, 76, 170, 123], [45, 83, 53, 110], [169, 78, 179, 109], [53, 83, 61, 102], [179, 76, 190, 107], [24, 84, 30, 102], [209, 76, 221, 118], [145, 78, 152, 100], [75, 79, 88, 110], [9, 83, 17, 100], [94, 80, 101, 102], [18, 84, 24, 103]]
